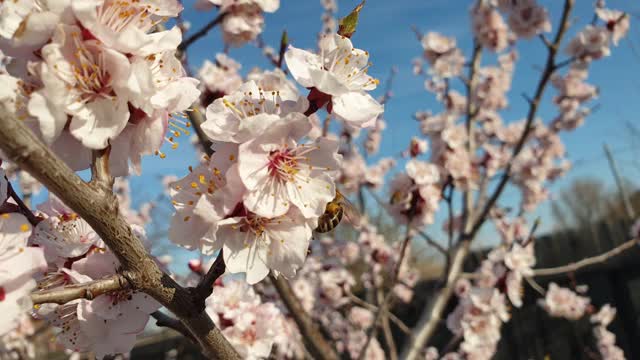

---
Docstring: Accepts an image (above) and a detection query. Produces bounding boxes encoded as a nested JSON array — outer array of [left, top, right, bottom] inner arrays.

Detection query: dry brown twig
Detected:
[[31, 274, 129, 305]]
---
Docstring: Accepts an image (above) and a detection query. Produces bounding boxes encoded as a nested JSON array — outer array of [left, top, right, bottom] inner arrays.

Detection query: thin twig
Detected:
[[178, 12, 227, 53], [187, 108, 214, 157], [524, 276, 546, 296], [270, 276, 339, 360], [532, 238, 639, 277], [90, 147, 114, 191], [193, 250, 225, 302], [152, 311, 196, 342], [347, 292, 412, 336], [359, 225, 413, 360], [417, 230, 447, 257], [31, 274, 128, 305], [7, 183, 38, 226]]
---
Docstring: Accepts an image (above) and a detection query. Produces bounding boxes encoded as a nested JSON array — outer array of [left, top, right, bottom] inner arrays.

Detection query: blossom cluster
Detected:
[[444, 225, 536, 360], [205, 279, 285, 359], [195, 0, 280, 47], [0, 0, 200, 176], [31, 193, 160, 358], [168, 33, 385, 284]]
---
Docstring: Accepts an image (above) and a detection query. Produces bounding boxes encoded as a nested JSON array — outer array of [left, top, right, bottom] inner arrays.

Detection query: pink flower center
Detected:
[[267, 145, 316, 183], [0, 287, 5, 302]]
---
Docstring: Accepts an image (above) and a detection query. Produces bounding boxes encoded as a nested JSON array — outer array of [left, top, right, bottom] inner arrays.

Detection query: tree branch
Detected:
[[0, 105, 240, 359], [187, 108, 214, 157], [90, 147, 114, 191], [178, 12, 227, 53], [270, 276, 339, 360], [31, 274, 129, 305], [401, 2, 575, 359], [193, 250, 225, 303], [532, 238, 639, 277], [152, 311, 196, 343], [7, 183, 38, 226]]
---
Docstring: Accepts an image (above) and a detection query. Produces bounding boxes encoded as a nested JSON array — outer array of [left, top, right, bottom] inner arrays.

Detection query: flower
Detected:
[[30, 24, 132, 149], [506, 0, 551, 39], [205, 0, 280, 47], [71, 0, 183, 56], [205, 279, 284, 359], [472, 4, 510, 52], [285, 34, 384, 128], [199, 54, 243, 100], [218, 207, 315, 284], [238, 115, 340, 219], [565, 25, 611, 60], [201, 80, 308, 144], [0, 0, 72, 58], [538, 282, 590, 320], [168, 142, 242, 254], [596, 8, 629, 46], [591, 304, 616, 327], [0, 213, 47, 336]]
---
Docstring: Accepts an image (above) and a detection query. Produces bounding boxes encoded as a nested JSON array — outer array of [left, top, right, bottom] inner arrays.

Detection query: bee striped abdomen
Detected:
[[316, 205, 344, 233]]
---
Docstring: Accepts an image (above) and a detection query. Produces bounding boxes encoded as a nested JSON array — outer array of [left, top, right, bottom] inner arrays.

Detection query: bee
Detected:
[[316, 190, 361, 233]]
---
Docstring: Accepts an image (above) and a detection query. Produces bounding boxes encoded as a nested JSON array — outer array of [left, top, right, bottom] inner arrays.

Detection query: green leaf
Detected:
[[338, 1, 366, 39]]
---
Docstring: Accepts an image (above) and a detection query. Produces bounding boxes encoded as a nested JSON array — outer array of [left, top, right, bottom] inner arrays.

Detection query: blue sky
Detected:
[[35, 0, 640, 269]]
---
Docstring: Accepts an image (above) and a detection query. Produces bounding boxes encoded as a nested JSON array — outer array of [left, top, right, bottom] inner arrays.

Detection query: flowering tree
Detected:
[[0, 0, 635, 359]]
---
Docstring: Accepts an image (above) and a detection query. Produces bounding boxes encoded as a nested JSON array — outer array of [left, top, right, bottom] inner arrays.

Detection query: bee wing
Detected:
[[340, 196, 362, 228]]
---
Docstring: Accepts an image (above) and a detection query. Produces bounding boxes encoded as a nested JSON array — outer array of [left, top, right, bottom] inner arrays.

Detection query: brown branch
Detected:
[[401, 2, 575, 359], [462, 42, 482, 233], [0, 105, 240, 359], [532, 238, 639, 277], [276, 30, 288, 69], [270, 276, 339, 360], [193, 250, 225, 303], [178, 12, 227, 53], [152, 311, 196, 343], [7, 183, 38, 226], [31, 274, 128, 305], [90, 147, 114, 191], [187, 108, 214, 157], [417, 230, 447, 257]]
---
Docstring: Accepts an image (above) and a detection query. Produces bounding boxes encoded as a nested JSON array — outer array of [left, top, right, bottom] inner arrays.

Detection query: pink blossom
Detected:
[[0, 213, 46, 336], [506, 0, 551, 39], [238, 115, 340, 219], [218, 207, 315, 284], [0, 0, 72, 58], [285, 34, 384, 128], [596, 8, 629, 46], [565, 25, 611, 60], [72, 0, 183, 56], [591, 304, 616, 327], [199, 54, 243, 98], [168, 142, 241, 254], [347, 306, 374, 330], [202, 80, 308, 144], [539, 283, 590, 320], [30, 24, 132, 149], [206, 0, 279, 47], [472, 4, 510, 52]]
